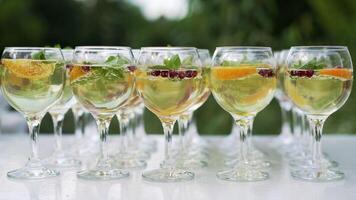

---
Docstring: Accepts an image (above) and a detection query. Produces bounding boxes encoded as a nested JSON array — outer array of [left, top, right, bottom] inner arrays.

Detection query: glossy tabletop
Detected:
[[0, 134, 355, 200]]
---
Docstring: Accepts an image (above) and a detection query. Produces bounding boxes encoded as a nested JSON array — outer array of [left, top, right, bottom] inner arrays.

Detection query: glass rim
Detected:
[[4, 47, 61, 51], [61, 49, 74, 52], [75, 46, 132, 51], [215, 46, 272, 51], [290, 46, 348, 51], [140, 47, 197, 51]]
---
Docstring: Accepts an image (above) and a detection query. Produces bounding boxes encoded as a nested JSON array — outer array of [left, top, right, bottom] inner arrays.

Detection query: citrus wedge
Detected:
[[212, 66, 257, 80], [319, 68, 352, 79], [2, 59, 55, 80], [69, 66, 88, 82]]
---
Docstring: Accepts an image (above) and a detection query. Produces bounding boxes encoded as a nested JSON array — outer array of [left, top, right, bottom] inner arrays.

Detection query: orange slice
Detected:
[[319, 68, 352, 79], [2, 59, 55, 80], [69, 66, 88, 82], [212, 66, 257, 80]]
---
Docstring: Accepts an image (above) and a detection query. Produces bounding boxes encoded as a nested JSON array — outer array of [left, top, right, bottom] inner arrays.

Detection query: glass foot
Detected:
[[225, 158, 271, 169], [77, 168, 129, 180], [7, 166, 60, 180], [289, 158, 338, 169], [291, 168, 344, 182], [217, 168, 269, 182], [175, 159, 208, 170], [44, 153, 82, 168], [142, 168, 194, 182], [114, 157, 147, 170]]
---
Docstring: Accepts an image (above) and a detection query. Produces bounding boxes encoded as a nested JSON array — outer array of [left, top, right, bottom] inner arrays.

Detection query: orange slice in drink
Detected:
[[2, 59, 55, 80], [319, 68, 353, 79], [69, 66, 88, 82], [212, 66, 257, 80]]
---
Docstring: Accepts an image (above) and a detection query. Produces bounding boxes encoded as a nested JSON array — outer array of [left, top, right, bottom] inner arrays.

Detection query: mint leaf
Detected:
[[163, 54, 181, 69], [54, 44, 61, 48], [31, 50, 46, 60], [105, 55, 129, 68], [292, 58, 327, 70], [182, 56, 193, 65]]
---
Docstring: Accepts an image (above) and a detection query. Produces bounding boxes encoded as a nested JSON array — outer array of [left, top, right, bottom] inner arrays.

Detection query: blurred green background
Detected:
[[0, 0, 355, 135]]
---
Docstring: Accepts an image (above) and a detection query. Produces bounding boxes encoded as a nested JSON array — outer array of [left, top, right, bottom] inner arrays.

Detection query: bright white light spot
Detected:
[[129, 0, 189, 20]]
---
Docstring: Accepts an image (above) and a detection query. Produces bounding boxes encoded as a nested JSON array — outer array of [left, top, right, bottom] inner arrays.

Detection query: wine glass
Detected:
[[70, 46, 135, 180], [285, 46, 353, 181], [44, 49, 81, 168], [131, 48, 157, 153], [273, 50, 294, 146], [210, 47, 276, 181], [175, 49, 211, 169], [1, 47, 66, 179], [136, 47, 204, 182]]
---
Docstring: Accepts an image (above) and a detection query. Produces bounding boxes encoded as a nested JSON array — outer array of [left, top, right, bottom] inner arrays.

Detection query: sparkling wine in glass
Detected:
[[210, 47, 276, 181], [1, 47, 65, 179], [285, 46, 353, 181], [136, 47, 205, 182], [70, 46, 135, 180], [45, 49, 81, 168]]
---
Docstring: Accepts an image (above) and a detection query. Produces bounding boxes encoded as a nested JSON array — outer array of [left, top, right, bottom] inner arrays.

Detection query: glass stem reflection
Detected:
[[160, 118, 176, 168], [51, 113, 64, 152], [280, 106, 292, 136], [178, 115, 189, 154], [308, 115, 327, 170], [74, 110, 85, 140], [118, 113, 130, 154], [25, 115, 42, 165], [235, 116, 254, 165], [95, 116, 112, 168]]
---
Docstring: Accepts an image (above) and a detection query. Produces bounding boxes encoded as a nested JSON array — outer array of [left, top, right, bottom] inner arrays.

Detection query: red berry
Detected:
[[178, 71, 186, 79], [128, 65, 136, 72], [185, 70, 193, 78], [305, 70, 314, 78], [258, 69, 274, 77], [161, 70, 169, 77], [150, 70, 161, 76], [290, 70, 314, 78], [66, 64, 73, 71], [169, 70, 178, 78], [82, 66, 90, 72], [191, 70, 198, 77]]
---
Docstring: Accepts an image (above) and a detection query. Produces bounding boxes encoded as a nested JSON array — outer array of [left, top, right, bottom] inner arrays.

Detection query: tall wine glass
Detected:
[[1, 47, 65, 179], [70, 46, 135, 180], [45, 49, 81, 168], [211, 47, 276, 181], [131, 48, 157, 153], [274, 50, 294, 145], [175, 49, 211, 169], [136, 47, 204, 182], [285, 46, 353, 181]]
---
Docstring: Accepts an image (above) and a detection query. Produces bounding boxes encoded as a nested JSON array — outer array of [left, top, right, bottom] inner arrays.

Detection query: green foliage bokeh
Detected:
[[0, 0, 355, 135]]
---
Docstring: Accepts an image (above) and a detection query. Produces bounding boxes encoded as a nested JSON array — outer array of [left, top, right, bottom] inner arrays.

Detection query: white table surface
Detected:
[[0, 134, 355, 200]]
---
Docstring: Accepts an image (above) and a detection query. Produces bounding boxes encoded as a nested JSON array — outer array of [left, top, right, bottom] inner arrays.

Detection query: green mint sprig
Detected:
[[150, 54, 198, 70], [31, 50, 46, 60], [292, 58, 327, 70], [163, 54, 181, 70]]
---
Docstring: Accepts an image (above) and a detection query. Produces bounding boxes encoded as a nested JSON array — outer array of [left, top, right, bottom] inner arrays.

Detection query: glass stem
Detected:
[[308, 115, 327, 169], [25, 115, 42, 165], [118, 113, 130, 154], [292, 108, 301, 140], [235, 116, 254, 165], [51, 113, 64, 152], [74, 110, 85, 140], [95, 116, 112, 167], [280, 105, 292, 136], [178, 116, 189, 155], [160, 118, 176, 169]]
